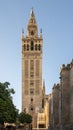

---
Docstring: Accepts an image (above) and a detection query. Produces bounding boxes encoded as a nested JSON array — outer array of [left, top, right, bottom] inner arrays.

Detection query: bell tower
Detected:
[[22, 8, 43, 127]]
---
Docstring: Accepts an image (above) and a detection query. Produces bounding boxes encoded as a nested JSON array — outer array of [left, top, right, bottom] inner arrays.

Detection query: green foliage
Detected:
[[0, 82, 18, 124], [19, 112, 32, 124], [25, 113, 32, 123]]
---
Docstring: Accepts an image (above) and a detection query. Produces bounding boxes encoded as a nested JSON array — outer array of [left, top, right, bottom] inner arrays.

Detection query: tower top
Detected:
[[27, 8, 38, 37], [28, 8, 37, 26]]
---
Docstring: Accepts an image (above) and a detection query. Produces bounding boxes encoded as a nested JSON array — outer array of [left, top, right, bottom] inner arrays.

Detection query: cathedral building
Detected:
[[49, 60, 73, 130], [21, 8, 73, 130], [21, 8, 49, 128]]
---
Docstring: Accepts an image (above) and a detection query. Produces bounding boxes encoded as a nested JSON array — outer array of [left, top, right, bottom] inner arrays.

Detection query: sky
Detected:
[[0, 0, 73, 111]]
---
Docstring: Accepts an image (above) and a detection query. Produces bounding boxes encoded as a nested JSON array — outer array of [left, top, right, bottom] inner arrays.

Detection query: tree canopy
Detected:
[[0, 82, 18, 124], [19, 112, 32, 124]]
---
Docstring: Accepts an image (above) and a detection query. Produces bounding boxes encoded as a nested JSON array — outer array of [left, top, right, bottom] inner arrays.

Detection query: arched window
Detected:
[[27, 44, 29, 50], [35, 44, 37, 50], [31, 30, 34, 35], [31, 98, 33, 102], [31, 108, 33, 111], [24, 44, 26, 51], [31, 41, 34, 50], [38, 44, 41, 50]]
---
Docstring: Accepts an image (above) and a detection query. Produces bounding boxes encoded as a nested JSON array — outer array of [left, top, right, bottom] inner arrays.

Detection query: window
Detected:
[[35, 44, 37, 50], [25, 60, 29, 78], [30, 60, 34, 78], [30, 72, 34, 78], [38, 44, 41, 50], [30, 60, 34, 70], [29, 105, 34, 112], [31, 108, 33, 111], [31, 30, 34, 35], [35, 80, 40, 94], [30, 88, 34, 94], [27, 44, 29, 50], [25, 80, 29, 95], [35, 60, 40, 77], [30, 80, 34, 86], [31, 41, 34, 50], [31, 98, 33, 102], [24, 44, 26, 51]]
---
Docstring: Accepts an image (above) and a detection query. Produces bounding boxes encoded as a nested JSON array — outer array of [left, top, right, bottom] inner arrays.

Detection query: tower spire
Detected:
[[27, 8, 38, 37], [28, 7, 36, 25], [30, 7, 34, 17]]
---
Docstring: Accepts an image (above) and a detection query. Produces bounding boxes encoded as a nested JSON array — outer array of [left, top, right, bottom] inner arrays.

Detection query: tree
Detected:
[[0, 82, 18, 124], [19, 112, 32, 124]]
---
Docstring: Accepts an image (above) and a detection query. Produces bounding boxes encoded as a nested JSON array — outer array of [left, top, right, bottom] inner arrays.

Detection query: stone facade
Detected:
[[49, 60, 73, 130], [52, 84, 60, 127], [70, 61, 73, 125], [60, 64, 70, 126], [48, 94, 53, 128]]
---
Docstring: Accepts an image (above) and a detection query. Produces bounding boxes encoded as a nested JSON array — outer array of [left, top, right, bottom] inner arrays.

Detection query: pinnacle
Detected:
[[28, 8, 36, 25], [30, 7, 35, 17]]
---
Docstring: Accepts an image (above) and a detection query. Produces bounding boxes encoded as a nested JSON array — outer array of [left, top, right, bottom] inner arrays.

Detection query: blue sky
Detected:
[[0, 0, 73, 111]]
